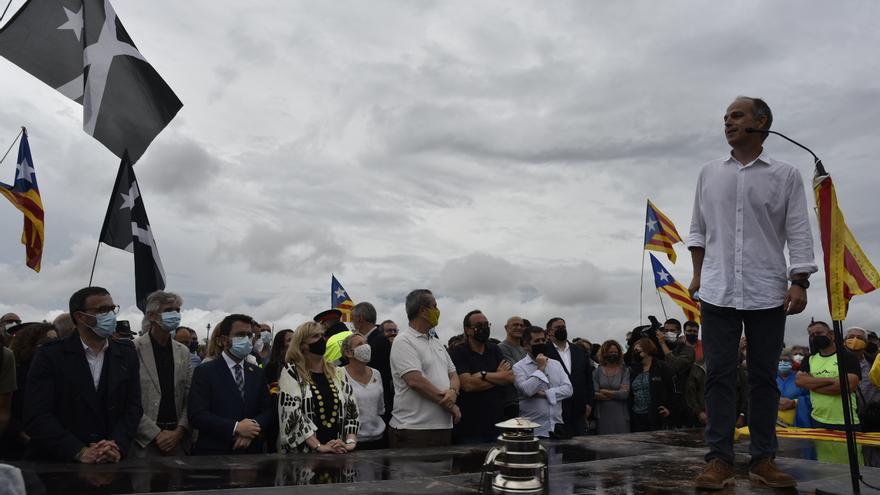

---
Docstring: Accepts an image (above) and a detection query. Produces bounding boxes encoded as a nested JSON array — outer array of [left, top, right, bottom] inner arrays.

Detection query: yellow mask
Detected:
[[845, 338, 867, 351], [425, 307, 440, 328]]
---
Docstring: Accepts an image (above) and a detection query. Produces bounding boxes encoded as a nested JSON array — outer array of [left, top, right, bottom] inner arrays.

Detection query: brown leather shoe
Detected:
[[694, 459, 735, 490], [749, 458, 797, 488]]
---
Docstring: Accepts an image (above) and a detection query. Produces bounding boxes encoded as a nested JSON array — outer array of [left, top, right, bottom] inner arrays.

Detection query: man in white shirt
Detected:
[[689, 97, 816, 490], [514, 326, 572, 438], [389, 289, 461, 448]]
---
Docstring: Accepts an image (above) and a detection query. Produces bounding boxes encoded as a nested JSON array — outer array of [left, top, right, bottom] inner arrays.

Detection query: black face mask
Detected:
[[605, 354, 620, 364], [473, 326, 490, 343], [554, 327, 568, 342], [188, 341, 199, 353], [530, 343, 549, 357], [811, 335, 832, 350], [309, 338, 327, 356], [685, 333, 698, 344], [868, 342, 879, 356]]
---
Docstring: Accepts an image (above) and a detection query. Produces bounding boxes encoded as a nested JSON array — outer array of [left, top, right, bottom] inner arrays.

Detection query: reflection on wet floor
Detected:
[[9, 429, 880, 494]]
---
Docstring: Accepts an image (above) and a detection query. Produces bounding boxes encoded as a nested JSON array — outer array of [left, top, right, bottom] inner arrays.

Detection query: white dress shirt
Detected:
[[81, 338, 109, 390], [513, 354, 572, 437], [687, 152, 817, 310], [554, 341, 571, 373]]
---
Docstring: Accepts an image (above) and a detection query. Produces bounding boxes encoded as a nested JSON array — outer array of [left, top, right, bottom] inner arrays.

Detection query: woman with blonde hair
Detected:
[[278, 321, 359, 453]]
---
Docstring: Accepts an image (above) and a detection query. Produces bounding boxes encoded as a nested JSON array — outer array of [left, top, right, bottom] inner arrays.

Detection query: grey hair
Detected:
[[341, 332, 365, 356], [351, 302, 377, 325], [141, 290, 183, 333], [846, 326, 868, 338], [779, 347, 794, 360], [405, 289, 434, 321]]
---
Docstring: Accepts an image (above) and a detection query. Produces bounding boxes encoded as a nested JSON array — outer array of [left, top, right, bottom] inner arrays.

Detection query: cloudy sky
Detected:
[[1, 1, 879, 346]]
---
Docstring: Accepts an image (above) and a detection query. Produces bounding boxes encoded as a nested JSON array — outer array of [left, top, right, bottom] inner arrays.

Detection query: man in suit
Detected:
[[133, 290, 192, 457], [24, 286, 142, 462], [545, 317, 594, 436], [352, 301, 394, 420], [188, 314, 273, 455]]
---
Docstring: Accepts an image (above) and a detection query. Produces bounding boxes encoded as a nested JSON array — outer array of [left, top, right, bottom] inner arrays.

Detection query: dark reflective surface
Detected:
[[9, 429, 880, 494]]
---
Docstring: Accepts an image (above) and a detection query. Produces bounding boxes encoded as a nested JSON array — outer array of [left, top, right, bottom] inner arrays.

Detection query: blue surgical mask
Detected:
[[87, 311, 117, 339], [261, 332, 272, 345], [778, 361, 793, 374], [160, 311, 181, 332], [230, 336, 253, 360]]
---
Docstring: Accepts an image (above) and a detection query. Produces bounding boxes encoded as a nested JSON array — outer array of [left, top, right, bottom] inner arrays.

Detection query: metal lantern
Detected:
[[479, 418, 549, 494]]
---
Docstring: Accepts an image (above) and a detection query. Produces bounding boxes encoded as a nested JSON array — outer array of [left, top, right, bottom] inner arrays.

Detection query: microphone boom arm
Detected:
[[745, 128, 827, 175]]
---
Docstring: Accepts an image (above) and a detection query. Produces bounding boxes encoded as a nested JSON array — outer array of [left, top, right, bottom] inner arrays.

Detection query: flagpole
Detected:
[[639, 249, 646, 324], [656, 290, 668, 320], [832, 319, 861, 494], [0, 127, 24, 166], [0, 0, 14, 24], [88, 239, 102, 287]]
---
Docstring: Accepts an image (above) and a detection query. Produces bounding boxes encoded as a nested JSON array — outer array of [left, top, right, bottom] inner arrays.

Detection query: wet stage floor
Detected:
[[9, 429, 880, 494]]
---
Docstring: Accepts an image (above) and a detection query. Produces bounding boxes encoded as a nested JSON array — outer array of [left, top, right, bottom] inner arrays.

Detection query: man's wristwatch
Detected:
[[791, 279, 810, 289], [480, 370, 488, 381]]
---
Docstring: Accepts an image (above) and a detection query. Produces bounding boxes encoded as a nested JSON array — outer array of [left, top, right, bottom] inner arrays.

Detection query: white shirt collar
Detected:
[[81, 337, 108, 355], [725, 150, 771, 168], [221, 350, 242, 369]]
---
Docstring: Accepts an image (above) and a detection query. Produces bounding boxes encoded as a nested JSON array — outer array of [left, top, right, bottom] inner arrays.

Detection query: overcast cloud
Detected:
[[2, 1, 880, 346]]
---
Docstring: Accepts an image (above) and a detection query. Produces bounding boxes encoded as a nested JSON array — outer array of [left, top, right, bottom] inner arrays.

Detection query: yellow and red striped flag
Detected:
[[331, 274, 354, 322], [649, 253, 700, 323], [0, 129, 44, 272], [644, 199, 683, 263], [814, 173, 880, 320]]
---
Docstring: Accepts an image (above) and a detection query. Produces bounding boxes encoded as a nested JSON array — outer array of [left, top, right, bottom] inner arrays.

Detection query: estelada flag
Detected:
[[331, 275, 354, 322], [0, 129, 44, 272], [649, 253, 701, 324], [644, 199, 683, 263], [814, 172, 880, 320]]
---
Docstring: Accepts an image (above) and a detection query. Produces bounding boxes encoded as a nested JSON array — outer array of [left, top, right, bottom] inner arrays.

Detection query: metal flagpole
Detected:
[[832, 319, 862, 494], [0, 127, 24, 166], [87, 240, 102, 287], [639, 250, 646, 324], [656, 290, 668, 320]]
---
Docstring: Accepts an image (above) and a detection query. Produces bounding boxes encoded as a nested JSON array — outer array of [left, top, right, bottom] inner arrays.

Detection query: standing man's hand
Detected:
[[784, 285, 807, 315], [688, 276, 700, 298], [535, 354, 548, 372]]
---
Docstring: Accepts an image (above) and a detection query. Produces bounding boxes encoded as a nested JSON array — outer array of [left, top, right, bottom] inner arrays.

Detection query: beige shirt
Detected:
[[390, 325, 456, 430]]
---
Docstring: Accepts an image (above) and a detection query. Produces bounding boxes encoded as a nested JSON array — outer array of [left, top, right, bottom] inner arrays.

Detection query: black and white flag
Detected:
[[100, 152, 165, 311], [0, 0, 182, 163]]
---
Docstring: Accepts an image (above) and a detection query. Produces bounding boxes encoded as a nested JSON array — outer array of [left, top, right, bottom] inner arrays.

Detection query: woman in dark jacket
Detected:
[[629, 337, 673, 432], [264, 329, 293, 453]]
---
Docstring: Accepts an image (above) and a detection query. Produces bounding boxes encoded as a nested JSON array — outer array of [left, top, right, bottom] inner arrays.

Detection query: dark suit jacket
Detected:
[[366, 326, 394, 418], [546, 342, 594, 431], [188, 355, 273, 455], [24, 334, 142, 461]]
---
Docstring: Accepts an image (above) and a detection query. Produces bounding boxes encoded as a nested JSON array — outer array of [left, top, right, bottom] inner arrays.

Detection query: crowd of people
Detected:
[[0, 286, 877, 466]]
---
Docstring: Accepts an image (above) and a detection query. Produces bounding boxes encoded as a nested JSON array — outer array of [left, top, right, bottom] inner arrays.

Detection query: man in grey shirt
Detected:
[[499, 316, 526, 419], [689, 97, 816, 490]]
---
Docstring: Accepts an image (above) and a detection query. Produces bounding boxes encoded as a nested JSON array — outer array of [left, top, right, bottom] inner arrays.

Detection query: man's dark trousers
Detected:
[[702, 301, 785, 465]]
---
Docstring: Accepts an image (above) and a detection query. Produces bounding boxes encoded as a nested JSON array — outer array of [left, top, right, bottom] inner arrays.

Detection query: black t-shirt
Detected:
[[150, 335, 177, 425], [450, 342, 506, 437], [308, 371, 341, 444], [800, 348, 861, 378]]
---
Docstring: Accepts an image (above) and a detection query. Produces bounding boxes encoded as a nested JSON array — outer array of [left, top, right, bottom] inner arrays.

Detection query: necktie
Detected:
[[234, 364, 245, 399]]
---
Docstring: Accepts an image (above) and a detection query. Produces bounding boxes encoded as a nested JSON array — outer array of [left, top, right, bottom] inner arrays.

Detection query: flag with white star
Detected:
[[0, 0, 182, 163], [644, 199, 683, 263], [331, 275, 355, 322], [0, 130, 45, 272], [649, 253, 700, 323], [99, 152, 165, 311]]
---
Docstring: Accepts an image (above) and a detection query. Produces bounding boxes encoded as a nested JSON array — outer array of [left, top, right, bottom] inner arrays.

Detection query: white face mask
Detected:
[[793, 354, 804, 363], [665, 331, 678, 342], [353, 344, 372, 363]]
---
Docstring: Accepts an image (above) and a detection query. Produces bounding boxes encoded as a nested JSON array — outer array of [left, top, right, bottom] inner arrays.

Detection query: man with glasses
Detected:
[[23, 287, 142, 462], [188, 314, 273, 455], [450, 310, 514, 444], [381, 320, 399, 344], [545, 317, 594, 437]]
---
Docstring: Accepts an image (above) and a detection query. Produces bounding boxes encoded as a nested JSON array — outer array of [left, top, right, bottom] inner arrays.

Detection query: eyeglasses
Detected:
[[82, 305, 120, 315]]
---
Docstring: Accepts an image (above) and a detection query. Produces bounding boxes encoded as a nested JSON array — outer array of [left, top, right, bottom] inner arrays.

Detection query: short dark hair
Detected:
[[521, 326, 546, 346], [634, 337, 657, 355], [546, 317, 564, 330], [215, 314, 255, 337], [380, 319, 395, 329], [683, 320, 699, 331], [463, 310, 482, 330], [738, 96, 773, 140], [69, 286, 111, 325], [405, 289, 434, 321], [808, 320, 831, 331], [664, 318, 682, 332], [352, 302, 377, 324]]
